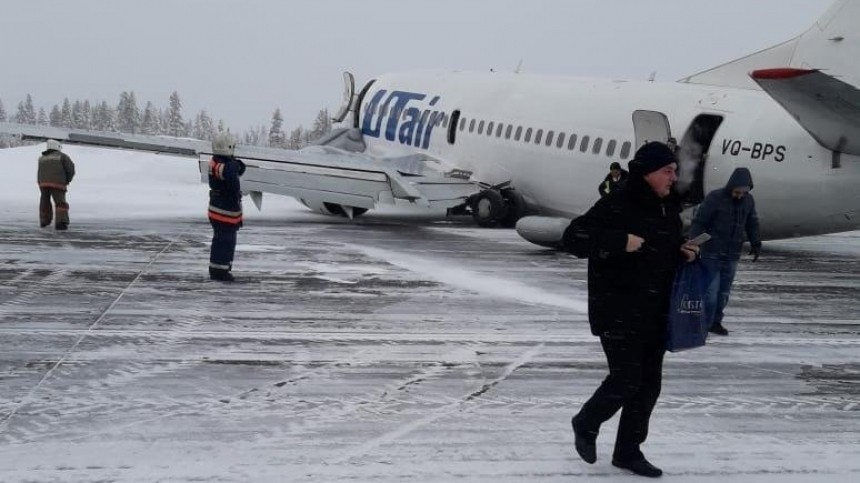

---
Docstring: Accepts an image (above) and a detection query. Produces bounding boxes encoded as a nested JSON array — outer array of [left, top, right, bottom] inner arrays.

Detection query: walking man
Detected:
[[688, 167, 761, 335], [207, 133, 246, 282], [37, 139, 75, 230], [565, 142, 699, 477], [598, 161, 629, 198]]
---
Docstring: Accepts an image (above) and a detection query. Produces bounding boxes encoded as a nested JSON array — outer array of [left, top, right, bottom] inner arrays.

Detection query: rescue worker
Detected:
[[207, 133, 246, 282], [688, 167, 761, 335], [598, 161, 629, 198], [37, 139, 76, 230], [564, 142, 699, 478]]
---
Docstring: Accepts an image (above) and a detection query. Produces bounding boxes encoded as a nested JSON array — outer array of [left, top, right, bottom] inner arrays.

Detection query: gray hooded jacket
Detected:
[[689, 168, 761, 261]]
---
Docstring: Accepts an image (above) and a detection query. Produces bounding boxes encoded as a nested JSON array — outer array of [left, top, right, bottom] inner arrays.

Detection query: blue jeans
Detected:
[[700, 258, 738, 328]]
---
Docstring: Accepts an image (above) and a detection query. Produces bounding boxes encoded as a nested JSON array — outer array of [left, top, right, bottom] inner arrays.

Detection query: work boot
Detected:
[[55, 222, 68, 231], [709, 323, 729, 336], [209, 267, 235, 282], [40, 222, 50, 228], [571, 415, 597, 464], [612, 456, 663, 478]]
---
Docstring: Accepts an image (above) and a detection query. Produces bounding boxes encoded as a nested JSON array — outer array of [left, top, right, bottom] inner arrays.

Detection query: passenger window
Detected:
[[496, 123, 504, 137], [568, 134, 577, 150], [606, 140, 617, 157], [469, 119, 476, 133], [546, 131, 554, 147], [620, 141, 632, 159], [524, 128, 533, 143], [460, 118, 466, 131], [487, 121, 494, 136], [580, 135, 590, 152], [515, 126, 523, 141], [505, 125, 513, 139], [556, 132, 566, 148], [478, 120, 485, 134], [535, 129, 543, 144], [592, 137, 603, 154]]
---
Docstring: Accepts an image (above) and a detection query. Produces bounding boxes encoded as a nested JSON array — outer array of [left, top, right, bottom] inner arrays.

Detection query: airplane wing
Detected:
[[750, 68, 860, 155], [0, 122, 480, 211]]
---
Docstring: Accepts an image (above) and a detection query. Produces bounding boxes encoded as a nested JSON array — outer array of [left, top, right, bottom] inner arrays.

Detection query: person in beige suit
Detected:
[[37, 139, 76, 230]]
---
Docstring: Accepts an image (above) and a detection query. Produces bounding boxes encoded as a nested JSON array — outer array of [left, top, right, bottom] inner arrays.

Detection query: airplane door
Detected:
[[632, 110, 672, 147], [333, 72, 355, 124]]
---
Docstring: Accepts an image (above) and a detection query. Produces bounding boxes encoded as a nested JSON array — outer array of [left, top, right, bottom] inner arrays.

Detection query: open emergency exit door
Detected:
[[632, 110, 672, 147]]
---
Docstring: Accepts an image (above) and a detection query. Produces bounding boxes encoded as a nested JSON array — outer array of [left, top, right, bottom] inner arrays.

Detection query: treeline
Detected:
[[0, 92, 332, 150]]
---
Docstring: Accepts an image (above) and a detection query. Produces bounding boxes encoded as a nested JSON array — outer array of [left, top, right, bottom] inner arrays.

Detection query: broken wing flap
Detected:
[[751, 68, 860, 155], [0, 122, 208, 157]]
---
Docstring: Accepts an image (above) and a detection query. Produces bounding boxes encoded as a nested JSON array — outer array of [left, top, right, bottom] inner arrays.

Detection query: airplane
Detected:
[[2, 0, 859, 248]]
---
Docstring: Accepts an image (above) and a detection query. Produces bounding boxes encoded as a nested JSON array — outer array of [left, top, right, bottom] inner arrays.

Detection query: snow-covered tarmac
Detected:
[[0, 146, 858, 482]]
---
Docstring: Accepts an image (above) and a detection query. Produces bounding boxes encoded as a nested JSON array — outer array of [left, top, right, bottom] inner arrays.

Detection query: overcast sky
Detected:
[[0, 0, 834, 132]]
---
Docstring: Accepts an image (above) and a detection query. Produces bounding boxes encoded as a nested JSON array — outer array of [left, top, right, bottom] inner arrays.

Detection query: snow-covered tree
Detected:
[[308, 108, 332, 143], [93, 101, 116, 132], [49, 104, 61, 127], [288, 126, 304, 150], [166, 91, 185, 137], [60, 98, 73, 128], [81, 100, 92, 130], [268, 108, 285, 148], [0, 99, 6, 122], [141, 101, 160, 135], [16, 94, 37, 124], [37, 107, 48, 126], [116, 91, 141, 134], [193, 110, 215, 140]]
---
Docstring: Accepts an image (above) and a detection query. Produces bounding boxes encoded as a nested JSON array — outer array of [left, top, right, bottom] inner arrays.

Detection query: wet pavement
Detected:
[[0, 215, 858, 482]]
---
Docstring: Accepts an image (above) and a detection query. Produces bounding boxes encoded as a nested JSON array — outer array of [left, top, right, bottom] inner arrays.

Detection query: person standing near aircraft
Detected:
[[598, 161, 629, 198], [207, 133, 246, 282], [37, 139, 75, 230], [565, 142, 699, 478], [688, 167, 761, 336]]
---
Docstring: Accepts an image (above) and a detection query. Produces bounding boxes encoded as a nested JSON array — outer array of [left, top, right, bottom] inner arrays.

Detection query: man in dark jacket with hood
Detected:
[[564, 142, 699, 478], [688, 167, 761, 335]]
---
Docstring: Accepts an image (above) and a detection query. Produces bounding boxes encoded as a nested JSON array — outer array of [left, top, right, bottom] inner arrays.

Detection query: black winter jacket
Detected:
[[689, 168, 761, 261], [598, 169, 629, 198], [564, 176, 685, 337]]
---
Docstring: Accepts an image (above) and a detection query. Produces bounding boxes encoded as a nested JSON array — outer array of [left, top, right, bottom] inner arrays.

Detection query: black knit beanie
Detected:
[[628, 142, 676, 176]]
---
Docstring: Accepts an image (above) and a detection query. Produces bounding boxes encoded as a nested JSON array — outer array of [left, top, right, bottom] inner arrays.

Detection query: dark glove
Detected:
[[749, 243, 761, 262], [236, 159, 247, 176]]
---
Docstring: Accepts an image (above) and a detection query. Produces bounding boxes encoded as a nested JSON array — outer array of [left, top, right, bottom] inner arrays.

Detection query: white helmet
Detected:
[[46, 139, 62, 152], [212, 133, 236, 156]]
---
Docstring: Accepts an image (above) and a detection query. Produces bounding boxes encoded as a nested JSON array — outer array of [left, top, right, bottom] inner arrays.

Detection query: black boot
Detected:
[[209, 267, 235, 282], [571, 415, 597, 464], [709, 323, 729, 336], [612, 456, 663, 478], [55, 222, 68, 231]]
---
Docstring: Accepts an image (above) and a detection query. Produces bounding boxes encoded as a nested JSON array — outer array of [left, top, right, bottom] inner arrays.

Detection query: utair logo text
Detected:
[[361, 89, 442, 150]]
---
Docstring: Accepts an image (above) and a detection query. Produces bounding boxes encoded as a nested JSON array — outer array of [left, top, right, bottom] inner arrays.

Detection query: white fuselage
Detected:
[[357, 70, 860, 239]]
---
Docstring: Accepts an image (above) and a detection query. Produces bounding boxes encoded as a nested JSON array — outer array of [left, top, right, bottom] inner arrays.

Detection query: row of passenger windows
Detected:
[[454, 115, 631, 159], [364, 103, 632, 160]]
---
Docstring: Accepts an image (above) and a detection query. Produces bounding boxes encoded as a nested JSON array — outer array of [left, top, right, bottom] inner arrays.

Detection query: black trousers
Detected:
[[575, 332, 665, 460], [209, 221, 238, 270]]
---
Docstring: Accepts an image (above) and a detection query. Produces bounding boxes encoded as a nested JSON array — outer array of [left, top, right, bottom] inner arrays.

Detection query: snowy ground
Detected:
[[1, 146, 858, 482]]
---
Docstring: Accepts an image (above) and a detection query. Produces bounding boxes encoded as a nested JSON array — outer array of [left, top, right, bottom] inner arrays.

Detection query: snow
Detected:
[[0, 145, 859, 482]]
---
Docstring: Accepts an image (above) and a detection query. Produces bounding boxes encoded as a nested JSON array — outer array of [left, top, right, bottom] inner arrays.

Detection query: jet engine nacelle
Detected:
[[515, 216, 572, 249]]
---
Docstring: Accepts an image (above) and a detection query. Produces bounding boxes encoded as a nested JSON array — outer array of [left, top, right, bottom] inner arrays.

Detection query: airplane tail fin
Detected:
[[680, 0, 859, 89]]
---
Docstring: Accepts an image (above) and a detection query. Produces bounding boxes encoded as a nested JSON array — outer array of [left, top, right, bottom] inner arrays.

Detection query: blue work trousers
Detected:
[[700, 258, 738, 328]]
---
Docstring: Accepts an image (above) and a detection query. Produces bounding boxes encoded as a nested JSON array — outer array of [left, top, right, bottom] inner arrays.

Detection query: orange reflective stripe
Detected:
[[208, 158, 226, 180], [208, 211, 242, 224]]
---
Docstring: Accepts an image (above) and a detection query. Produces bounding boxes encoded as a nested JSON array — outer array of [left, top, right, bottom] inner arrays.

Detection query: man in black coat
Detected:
[[598, 161, 629, 198], [564, 142, 699, 478], [207, 133, 246, 282], [688, 167, 761, 335]]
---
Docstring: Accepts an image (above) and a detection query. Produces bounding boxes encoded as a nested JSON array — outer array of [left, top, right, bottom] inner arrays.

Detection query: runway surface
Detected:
[[1, 215, 858, 482]]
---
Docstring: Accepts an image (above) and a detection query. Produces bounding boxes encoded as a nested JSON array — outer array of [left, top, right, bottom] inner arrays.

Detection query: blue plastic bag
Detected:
[[666, 261, 712, 352]]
